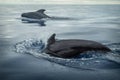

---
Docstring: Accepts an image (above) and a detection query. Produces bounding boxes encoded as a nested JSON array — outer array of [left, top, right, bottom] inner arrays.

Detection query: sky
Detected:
[[0, 0, 120, 4]]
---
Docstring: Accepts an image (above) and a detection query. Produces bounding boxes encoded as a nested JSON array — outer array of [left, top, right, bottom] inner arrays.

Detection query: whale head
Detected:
[[37, 9, 46, 13]]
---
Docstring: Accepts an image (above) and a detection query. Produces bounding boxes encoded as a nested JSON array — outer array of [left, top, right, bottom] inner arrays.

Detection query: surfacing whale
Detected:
[[44, 34, 111, 58], [21, 9, 50, 19]]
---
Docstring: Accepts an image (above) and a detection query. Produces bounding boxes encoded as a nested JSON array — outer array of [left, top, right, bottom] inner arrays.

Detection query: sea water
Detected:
[[0, 4, 120, 80]]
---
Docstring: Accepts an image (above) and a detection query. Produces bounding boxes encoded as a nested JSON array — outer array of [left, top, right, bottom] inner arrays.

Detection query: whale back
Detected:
[[48, 40, 111, 52], [21, 9, 51, 19], [45, 34, 111, 58]]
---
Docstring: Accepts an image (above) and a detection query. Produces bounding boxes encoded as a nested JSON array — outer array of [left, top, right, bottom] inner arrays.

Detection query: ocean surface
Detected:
[[0, 4, 120, 80]]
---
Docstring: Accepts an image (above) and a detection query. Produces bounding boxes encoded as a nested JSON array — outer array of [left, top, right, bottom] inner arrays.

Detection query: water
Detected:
[[0, 4, 120, 80]]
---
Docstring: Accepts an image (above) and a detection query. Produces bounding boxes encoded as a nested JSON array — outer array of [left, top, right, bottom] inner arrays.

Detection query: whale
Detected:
[[21, 9, 50, 19], [44, 34, 111, 58]]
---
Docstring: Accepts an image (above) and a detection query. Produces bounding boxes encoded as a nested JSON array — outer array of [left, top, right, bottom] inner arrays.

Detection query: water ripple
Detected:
[[15, 39, 120, 70]]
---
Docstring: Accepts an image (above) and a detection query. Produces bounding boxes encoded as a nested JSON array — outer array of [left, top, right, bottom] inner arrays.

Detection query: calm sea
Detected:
[[0, 4, 120, 80]]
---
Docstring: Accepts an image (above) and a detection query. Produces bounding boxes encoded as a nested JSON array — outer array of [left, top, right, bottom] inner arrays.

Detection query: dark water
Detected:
[[0, 4, 120, 80]]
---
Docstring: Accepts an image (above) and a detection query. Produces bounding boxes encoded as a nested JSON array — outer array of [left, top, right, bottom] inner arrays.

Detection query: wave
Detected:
[[17, 17, 77, 26], [14, 39, 120, 70], [49, 16, 77, 20], [19, 16, 77, 22]]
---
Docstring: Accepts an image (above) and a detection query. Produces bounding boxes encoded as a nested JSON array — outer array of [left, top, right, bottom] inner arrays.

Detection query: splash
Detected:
[[15, 39, 120, 70]]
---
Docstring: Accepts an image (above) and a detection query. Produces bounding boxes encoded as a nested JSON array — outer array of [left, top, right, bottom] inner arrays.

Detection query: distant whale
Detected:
[[21, 9, 50, 19], [44, 34, 111, 58]]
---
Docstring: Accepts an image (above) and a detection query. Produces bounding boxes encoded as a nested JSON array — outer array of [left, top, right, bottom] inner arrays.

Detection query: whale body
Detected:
[[44, 34, 111, 58], [21, 9, 50, 19]]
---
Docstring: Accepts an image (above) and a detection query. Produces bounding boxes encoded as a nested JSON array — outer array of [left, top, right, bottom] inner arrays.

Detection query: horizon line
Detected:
[[0, 3, 120, 5]]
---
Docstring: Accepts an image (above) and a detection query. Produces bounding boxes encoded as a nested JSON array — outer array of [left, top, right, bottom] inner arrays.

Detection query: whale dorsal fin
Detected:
[[47, 33, 56, 46], [37, 9, 45, 13]]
